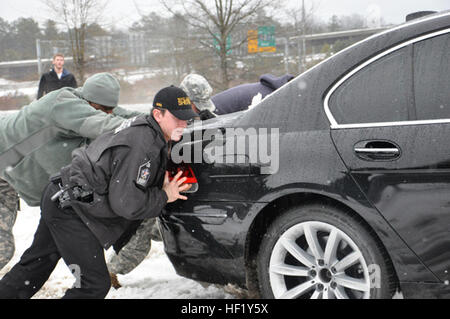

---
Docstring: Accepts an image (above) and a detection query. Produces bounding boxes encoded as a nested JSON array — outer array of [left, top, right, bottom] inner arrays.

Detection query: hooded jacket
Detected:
[[212, 74, 294, 115], [62, 115, 169, 251], [0, 87, 141, 206], [37, 68, 78, 99]]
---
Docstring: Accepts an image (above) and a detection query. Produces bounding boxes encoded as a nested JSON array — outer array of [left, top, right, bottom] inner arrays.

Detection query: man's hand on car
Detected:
[[163, 171, 192, 203]]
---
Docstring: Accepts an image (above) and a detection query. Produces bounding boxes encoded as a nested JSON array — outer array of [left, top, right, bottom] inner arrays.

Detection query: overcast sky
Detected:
[[1, 0, 449, 29]]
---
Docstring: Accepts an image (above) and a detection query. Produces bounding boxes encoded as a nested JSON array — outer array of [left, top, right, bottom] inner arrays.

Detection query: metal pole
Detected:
[[284, 38, 289, 74], [297, 38, 302, 74], [129, 34, 135, 65], [302, 37, 306, 73], [36, 39, 42, 76], [301, 0, 306, 73]]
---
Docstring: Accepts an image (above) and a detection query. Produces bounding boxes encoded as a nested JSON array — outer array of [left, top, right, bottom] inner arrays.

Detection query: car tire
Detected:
[[257, 203, 395, 299]]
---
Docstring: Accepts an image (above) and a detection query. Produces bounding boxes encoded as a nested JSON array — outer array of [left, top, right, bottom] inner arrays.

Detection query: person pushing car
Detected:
[[0, 86, 198, 299]]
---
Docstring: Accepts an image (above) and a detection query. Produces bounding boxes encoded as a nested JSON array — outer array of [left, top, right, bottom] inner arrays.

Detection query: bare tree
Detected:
[[161, 0, 273, 90], [42, 0, 107, 82]]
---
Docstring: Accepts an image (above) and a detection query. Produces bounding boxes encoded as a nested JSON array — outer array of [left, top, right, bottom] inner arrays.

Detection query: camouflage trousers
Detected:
[[0, 178, 19, 271], [107, 217, 161, 275]]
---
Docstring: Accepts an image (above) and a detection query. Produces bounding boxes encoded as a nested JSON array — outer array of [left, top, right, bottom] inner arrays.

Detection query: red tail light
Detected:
[[167, 162, 198, 193]]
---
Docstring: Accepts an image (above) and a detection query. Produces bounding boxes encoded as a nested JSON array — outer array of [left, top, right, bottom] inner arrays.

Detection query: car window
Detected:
[[413, 33, 450, 120], [329, 47, 413, 124]]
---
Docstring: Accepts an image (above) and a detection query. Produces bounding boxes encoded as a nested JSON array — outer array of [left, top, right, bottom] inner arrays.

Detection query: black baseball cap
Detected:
[[153, 86, 198, 121]]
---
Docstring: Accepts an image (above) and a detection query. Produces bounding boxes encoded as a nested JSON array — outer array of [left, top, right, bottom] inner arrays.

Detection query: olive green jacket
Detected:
[[0, 87, 142, 206]]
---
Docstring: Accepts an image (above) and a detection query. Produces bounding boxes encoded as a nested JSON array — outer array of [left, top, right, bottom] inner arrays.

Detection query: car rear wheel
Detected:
[[257, 204, 395, 299]]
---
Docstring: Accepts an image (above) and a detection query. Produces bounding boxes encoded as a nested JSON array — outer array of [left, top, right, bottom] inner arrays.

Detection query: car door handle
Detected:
[[354, 147, 399, 154], [354, 140, 401, 161]]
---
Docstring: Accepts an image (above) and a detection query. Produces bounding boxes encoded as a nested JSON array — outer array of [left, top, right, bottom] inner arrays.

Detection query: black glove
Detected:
[[199, 109, 216, 121]]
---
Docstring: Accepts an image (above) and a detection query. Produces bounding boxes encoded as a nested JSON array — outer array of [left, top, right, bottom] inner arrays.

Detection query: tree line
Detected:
[[0, 0, 382, 90], [0, 17, 107, 62]]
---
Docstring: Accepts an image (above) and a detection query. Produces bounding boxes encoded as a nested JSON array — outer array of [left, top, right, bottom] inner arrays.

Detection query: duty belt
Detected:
[[51, 177, 93, 209]]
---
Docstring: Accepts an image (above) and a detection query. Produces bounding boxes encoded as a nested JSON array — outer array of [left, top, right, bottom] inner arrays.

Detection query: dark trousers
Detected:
[[0, 183, 110, 299]]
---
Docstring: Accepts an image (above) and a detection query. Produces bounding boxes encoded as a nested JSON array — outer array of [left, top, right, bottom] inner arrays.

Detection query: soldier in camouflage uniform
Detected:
[[0, 178, 18, 270], [108, 74, 216, 288]]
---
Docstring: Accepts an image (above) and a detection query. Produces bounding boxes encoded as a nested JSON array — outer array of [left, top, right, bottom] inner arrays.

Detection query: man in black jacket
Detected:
[[37, 53, 77, 99], [0, 86, 198, 299], [107, 74, 216, 289]]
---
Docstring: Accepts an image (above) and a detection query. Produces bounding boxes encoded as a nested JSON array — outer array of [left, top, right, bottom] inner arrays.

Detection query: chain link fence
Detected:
[[36, 33, 155, 74]]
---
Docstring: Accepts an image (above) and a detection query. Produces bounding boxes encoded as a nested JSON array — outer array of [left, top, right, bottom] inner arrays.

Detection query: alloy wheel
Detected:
[[269, 221, 371, 299]]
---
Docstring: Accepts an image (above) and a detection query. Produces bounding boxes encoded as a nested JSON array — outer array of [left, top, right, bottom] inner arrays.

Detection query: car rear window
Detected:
[[413, 33, 450, 120], [329, 47, 412, 124]]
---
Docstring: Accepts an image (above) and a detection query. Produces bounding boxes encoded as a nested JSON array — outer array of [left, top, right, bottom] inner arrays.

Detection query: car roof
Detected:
[[236, 11, 450, 132], [338, 10, 450, 58]]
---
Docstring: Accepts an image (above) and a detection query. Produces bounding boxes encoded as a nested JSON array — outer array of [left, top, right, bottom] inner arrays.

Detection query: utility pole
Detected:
[[36, 39, 42, 76], [279, 37, 289, 74], [301, 0, 307, 73]]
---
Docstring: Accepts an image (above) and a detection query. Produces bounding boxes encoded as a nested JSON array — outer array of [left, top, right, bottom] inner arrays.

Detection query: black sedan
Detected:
[[160, 11, 450, 299]]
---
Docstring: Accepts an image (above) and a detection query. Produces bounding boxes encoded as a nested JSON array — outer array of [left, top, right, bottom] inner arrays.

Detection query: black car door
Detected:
[[328, 30, 450, 282]]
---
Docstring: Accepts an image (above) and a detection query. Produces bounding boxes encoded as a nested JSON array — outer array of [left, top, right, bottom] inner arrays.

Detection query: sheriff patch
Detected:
[[115, 117, 137, 134], [136, 161, 151, 187]]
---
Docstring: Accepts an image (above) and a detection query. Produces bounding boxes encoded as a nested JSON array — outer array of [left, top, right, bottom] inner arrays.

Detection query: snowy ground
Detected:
[[0, 201, 234, 299], [0, 78, 38, 98]]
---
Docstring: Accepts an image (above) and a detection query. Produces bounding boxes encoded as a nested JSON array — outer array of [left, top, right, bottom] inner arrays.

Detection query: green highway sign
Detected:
[[258, 26, 275, 47], [248, 26, 276, 53]]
